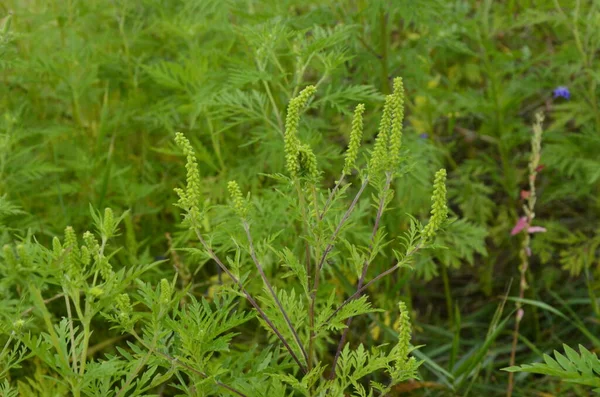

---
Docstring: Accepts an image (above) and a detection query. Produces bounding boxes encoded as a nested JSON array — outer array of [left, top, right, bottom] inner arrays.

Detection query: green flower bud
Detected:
[[13, 319, 24, 333], [343, 104, 365, 176], [422, 169, 448, 240], [64, 226, 81, 277], [80, 245, 91, 266], [83, 231, 100, 265], [98, 257, 113, 281], [116, 294, 132, 313], [159, 279, 172, 305], [115, 293, 133, 329], [227, 181, 248, 218], [52, 237, 62, 257], [89, 286, 103, 298], [102, 208, 114, 238]]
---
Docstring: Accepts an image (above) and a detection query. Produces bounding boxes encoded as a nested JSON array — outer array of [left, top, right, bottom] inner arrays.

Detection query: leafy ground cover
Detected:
[[1, 0, 599, 396]]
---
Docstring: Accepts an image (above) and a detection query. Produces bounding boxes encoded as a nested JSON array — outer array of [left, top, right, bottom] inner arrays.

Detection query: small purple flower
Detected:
[[419, 133, 429, 139], [553, 86, 570, 100]]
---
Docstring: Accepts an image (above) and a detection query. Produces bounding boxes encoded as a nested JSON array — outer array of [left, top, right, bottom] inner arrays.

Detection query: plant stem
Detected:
[[379, 9, 390, 94], [293, 179, 313, 368], [63, 291, 79, 373], [507, 113, 543, 397], [329, 173, 391, 378], [507, 236, 528, 397], [0, 334, 13, 362], [79, 319, 91, 375], [326, 241, 424, 324], [315, 178, 369, 275], [440, 264, 454, 328], [307, 177, 368, 371], [116, 332, 159, 397], [262, 80, 284, 134], [242, 221, 308, 363], [585, 267, 600, 317], [319, 174, 345, 220], [193, 228, 307, 373]]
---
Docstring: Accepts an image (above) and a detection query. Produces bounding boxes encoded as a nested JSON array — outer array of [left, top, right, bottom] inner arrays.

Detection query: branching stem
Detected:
[[193, 228, 307, 374], [242, 221, 308, 364], [329, 173, 391, 378]]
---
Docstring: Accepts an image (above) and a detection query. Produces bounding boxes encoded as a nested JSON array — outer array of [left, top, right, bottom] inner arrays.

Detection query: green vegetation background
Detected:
[[1, 0, 599, 395]]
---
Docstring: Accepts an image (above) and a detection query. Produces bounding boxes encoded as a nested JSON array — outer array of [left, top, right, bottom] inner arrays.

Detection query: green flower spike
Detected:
[[52, 237, 62, 257], [160, 278, 172, 305], [64, 226, 81, 276], [227, 180, 248, 219], [115, 293, 133, 329], [396, 301, 412, 359], [284, 85, 316, 178], [388, 77, 405, 170], [102, 208, 114, 238], [369, 94, 394, 176], [174, 133, 202, 212], [83, 231, 100, 258], [422, 169, 448, 240], [343, 104, 366, 176]]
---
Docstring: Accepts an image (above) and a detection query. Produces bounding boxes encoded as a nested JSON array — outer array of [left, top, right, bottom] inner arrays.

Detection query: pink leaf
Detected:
[[517, 308, 524, 322], [511, 217, 528, 236]]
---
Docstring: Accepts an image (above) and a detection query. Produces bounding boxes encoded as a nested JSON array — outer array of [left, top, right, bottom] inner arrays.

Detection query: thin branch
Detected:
[[325, 241, 424, 325], [329, 172, 392, 378], [308, 177, 368, 370], [357, 35, 382, 60], [315, 177, 369, 275], [242, 221, 309, 364], [63, 291, 79, 373], [319, 174, 345, 220], [20, 293, 65, 317], [193, 228, 307, 374], [116, 332, 159, 397]]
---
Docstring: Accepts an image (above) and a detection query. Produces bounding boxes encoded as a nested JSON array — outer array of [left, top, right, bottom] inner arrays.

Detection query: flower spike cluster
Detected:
[[396, 301, 412, 360], [227, 180, 248, 218], [115, 293, 133, 330], [284, 85, 316, 178], [369, 77, 405, 176], [174, 132, 203, 223], [343, 104, 366, 175], [422, 168, 448, 240], [388, 78, 405, 170]]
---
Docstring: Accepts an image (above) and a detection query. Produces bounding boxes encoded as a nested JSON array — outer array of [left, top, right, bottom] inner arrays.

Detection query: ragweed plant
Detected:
[[161, 77, 448, 395], [0, 208, 163, 396]]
